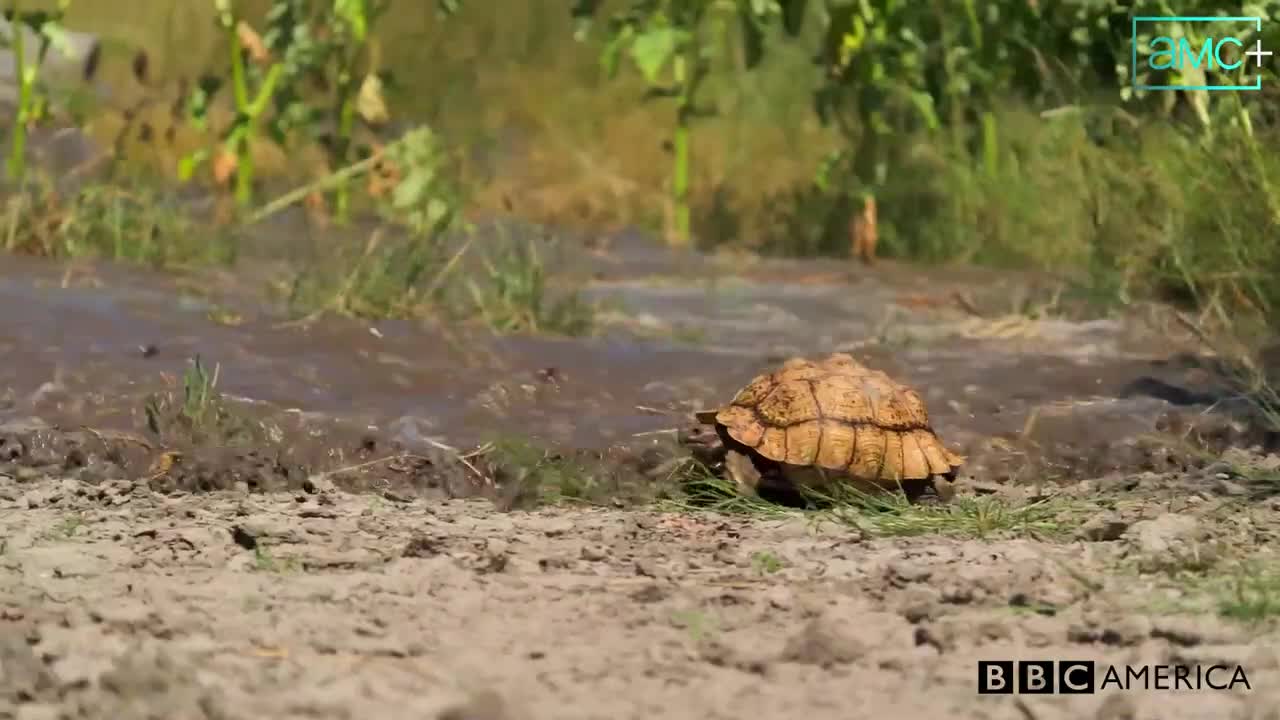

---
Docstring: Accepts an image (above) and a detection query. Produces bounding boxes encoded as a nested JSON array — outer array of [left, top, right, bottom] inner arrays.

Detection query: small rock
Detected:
[[303, 549, 382, 570], [479, 539, 509, 573], [634, 558, 664, 578], [383, 489, 414, 504], [940, 584, 974, 605], [542, 519, 575, 537], [580, 546, 607, 562], [976, 620, 1012, 642], [1077, 514, 1130, 542], [229, 525, 257, 550], [898, 587, 940, 624], [900, 603, 933, 624], [887, 561, 931, 584], [1128, 513, 1201, 555], [629, 585, 667, 604], [1201, 460, 1235, 476], [1067, 615, 1151, 646], [711, 549, 738, 566], [233, 519, 301, 544], [910, 624, 942, 652], [403, 535, 443, 558], [1211, 477, 1248, 496], [779, 613, 870, 668], [765, 586, 794, 611], [1151, 616, 1242, 647], [1107, 616, 1152, 646], [699, 638, 770, 674], [437, 689, 511, 720]]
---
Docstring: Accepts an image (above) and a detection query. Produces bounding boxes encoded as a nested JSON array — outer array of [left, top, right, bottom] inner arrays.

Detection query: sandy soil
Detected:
[[3, 461, 1279, 720]]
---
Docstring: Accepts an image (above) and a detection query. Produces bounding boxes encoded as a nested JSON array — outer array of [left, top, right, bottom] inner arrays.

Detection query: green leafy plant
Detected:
[[279, 125, 470, 319], [178, 0, 288, 206], [181, 354, 220, 428], [570, 0, 801, 248], [376, 125, 460, 236], [178, 0, 468, 219], [1, 0, 75, 183], [466, 231, 595, 336]]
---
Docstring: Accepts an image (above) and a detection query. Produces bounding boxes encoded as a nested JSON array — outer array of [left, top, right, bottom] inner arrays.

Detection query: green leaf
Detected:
[[187, 74, 225, 129], [630, 27, 678, 84], [214, 0, 234, 26], [178, 149, 209, 182], [425, 197, 450, 227], [600, 27, 632, 78], [38, 24, 76, 58], [393, 169, 432, 210], [334, 0, 368, 41], [906, 90, 939, 130]]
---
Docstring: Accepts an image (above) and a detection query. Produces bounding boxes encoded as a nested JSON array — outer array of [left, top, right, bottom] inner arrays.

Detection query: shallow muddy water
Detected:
[[0, 230, 1261, 491]]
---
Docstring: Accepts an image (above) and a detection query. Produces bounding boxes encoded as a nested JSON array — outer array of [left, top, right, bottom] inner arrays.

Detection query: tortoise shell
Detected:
[[700, 353, 964, 484]]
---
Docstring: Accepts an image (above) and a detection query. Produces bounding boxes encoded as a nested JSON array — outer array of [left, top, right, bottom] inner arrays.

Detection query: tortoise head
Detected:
[[694, 409, 720, 425]]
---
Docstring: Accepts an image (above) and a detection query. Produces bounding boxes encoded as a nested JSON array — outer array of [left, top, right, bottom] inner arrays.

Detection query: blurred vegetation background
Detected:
[[3, 0, 1280, 335]]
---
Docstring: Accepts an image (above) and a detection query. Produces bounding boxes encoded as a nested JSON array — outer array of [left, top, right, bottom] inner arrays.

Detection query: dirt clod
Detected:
[[781, 612, 877, 667], [437, 690, 513, 720]]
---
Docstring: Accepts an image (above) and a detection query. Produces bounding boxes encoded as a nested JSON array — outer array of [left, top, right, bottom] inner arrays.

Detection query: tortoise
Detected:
[[684, 352, 964, 504]]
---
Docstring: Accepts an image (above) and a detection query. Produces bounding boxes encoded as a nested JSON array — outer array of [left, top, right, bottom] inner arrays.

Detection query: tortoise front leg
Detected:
[[724, 450, 762, 498], [903, 475, 957, 505]]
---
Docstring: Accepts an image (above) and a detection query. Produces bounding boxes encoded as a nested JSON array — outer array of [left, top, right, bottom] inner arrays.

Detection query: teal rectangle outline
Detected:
[[1131, 15, 1264, 91]]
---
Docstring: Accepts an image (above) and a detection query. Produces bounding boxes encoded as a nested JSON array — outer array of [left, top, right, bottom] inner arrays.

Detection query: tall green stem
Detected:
[[224, 19, 283, 207], [226, 19, 252, 205], [981, 111, 999, 177], [6, 0, 29, 183], [671, 52, 691, 247], [1234, 95, 1280, 226], [333, 73, 358, 225]]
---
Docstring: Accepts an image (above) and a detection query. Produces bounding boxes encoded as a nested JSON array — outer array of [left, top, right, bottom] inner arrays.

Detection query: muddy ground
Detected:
[[3, 221, 1280, 718]]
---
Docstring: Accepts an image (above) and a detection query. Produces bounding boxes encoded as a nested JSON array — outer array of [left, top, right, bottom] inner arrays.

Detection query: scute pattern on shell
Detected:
[[714, 353, 964, 482]]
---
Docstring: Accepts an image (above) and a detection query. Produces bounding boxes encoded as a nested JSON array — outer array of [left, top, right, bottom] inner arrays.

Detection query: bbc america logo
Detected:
[[978, 661, 1252, 694], [979, 661, 1095, 694]]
